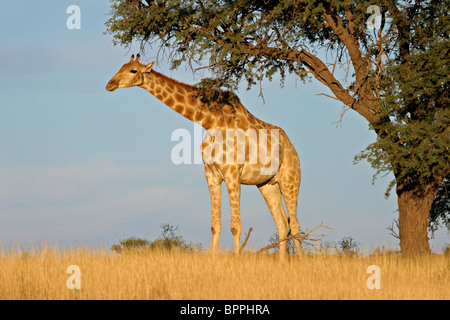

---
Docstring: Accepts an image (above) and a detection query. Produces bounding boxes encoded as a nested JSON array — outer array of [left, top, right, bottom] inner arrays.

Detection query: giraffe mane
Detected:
[[150, 70, 242, 109], [150, 70, 194, 92]]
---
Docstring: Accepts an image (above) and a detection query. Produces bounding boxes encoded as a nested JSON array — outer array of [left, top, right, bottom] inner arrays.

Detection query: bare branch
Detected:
[[316, 92, 341, 102], [256, 224, 334, 254], [240, 227, 253, 253], [387, 218, 400, 240]]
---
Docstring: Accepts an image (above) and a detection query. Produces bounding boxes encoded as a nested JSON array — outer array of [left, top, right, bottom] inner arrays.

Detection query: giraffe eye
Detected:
[[130, 70, 138, 74]]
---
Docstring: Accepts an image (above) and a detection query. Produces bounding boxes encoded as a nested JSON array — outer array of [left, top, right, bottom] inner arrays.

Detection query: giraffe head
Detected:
[[106, 54, 155, 91]]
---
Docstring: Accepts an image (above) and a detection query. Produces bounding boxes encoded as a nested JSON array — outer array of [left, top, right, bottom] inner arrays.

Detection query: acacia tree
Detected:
[[105, 0, 449, 256]]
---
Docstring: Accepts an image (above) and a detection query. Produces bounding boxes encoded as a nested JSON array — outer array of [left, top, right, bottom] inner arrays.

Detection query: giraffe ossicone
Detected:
[[106, 54, 302, 256]]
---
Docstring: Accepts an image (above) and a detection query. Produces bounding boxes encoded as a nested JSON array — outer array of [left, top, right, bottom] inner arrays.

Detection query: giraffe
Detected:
[[106, 54, 302, 256]]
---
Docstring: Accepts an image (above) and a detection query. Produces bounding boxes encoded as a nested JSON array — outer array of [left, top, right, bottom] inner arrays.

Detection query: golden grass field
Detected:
[[0, 244, 448, 300]]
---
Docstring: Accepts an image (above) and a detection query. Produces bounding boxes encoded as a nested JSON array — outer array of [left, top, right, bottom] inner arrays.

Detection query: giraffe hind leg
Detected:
[[279, 169, 302, 255], [258, 183, 289, 256], [282, 191, 301, 255]]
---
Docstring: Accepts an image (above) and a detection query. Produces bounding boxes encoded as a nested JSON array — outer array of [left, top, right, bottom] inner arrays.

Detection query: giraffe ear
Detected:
[[145, 61, 155, 73]]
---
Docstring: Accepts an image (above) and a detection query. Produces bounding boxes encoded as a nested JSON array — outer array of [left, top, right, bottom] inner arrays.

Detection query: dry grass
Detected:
[[0, 244, 448, 300]]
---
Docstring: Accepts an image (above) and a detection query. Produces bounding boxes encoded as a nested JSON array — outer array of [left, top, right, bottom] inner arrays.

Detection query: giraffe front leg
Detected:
[[209, 183, 221, 254], [224, 170, 242, 255], [205, 165, 222, 254]]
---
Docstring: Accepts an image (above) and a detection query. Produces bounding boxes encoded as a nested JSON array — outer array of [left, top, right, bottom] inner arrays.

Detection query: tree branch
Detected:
[[243, 43, 376, 122], [256, 223, 333, 254], [321, 9, 380, 113], [240, 227, 253, 253]]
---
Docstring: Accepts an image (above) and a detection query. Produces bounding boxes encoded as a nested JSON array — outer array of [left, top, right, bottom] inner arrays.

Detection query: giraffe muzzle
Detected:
[[106, 80, 118, 91]]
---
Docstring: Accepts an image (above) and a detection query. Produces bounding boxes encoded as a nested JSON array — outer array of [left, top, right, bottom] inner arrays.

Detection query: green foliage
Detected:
[[111, 237, 152, 252], [193, 77, 243, 107], [355, 0, 449, 197], [105, 0, 354, 91], [429, 176, 450, 237], [111, 223, 203, 253]]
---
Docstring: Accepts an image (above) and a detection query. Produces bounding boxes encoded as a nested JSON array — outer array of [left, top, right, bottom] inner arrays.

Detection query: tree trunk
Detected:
[[396, 184, 436, 256]]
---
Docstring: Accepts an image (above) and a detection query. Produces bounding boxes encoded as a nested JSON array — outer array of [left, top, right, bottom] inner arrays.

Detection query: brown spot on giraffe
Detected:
[[175, 92, 185, 103], [164, 96, 175, 107], [173, 104, 185, 114]]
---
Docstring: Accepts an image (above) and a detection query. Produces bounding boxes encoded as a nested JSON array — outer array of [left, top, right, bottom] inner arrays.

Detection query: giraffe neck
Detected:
[[140, 70, 218, 128]]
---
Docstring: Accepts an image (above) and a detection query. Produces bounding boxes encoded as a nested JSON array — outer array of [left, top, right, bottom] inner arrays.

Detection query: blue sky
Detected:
[[0, 1, 447, 252]]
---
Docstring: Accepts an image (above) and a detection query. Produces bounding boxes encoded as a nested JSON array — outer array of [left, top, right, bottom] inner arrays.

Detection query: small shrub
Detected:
[[337, 236, 360, 256], [112, 223, 203, 253], [111, 237, 151, 253], [442, 243, 450, 255], [267, 233, 299, 255]]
